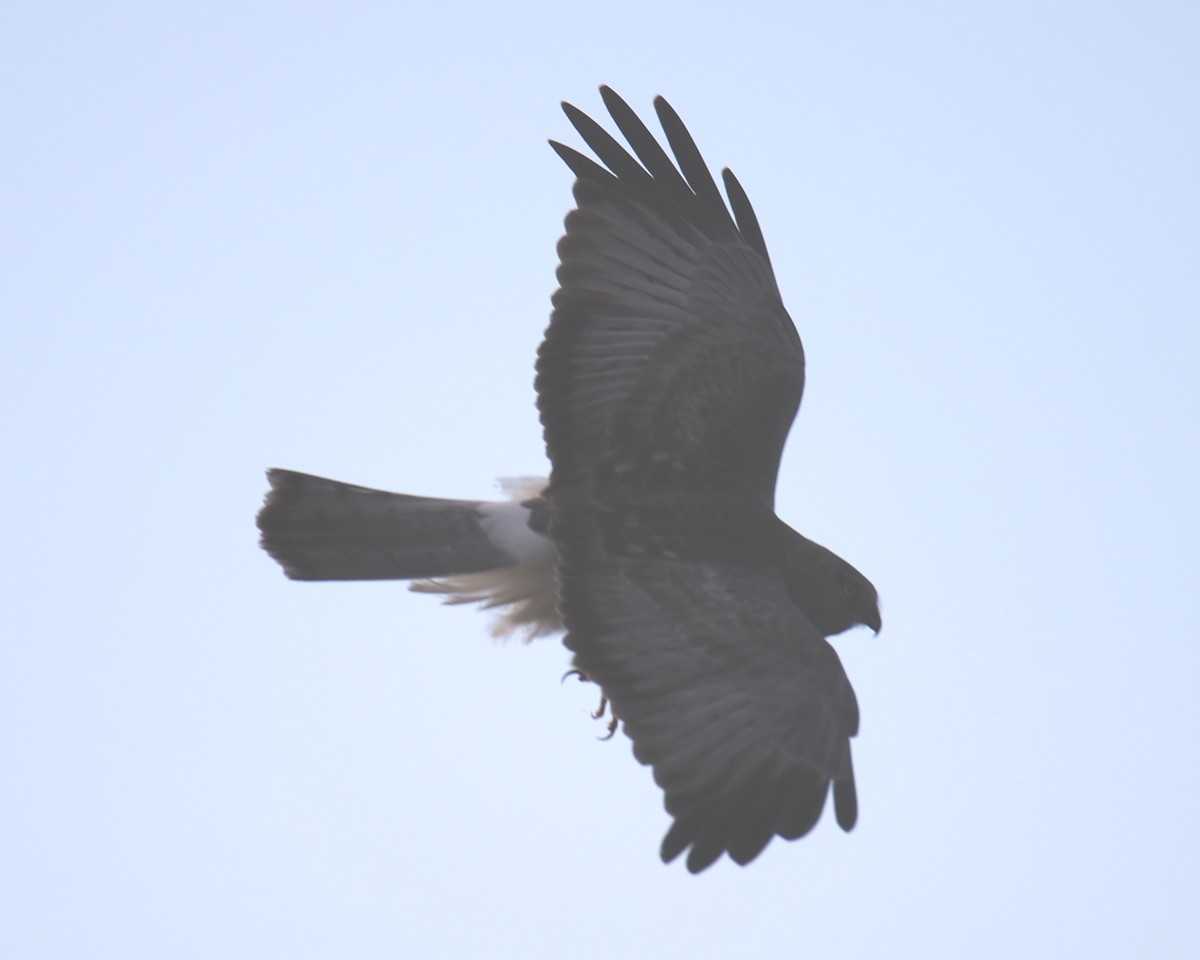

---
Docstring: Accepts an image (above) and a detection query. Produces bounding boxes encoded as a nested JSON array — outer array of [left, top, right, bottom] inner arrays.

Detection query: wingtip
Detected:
[[651, 93, 681, 127], [659, 817, 691, 867], [834, 778, 858, 832], [598, 84, 626, 113]]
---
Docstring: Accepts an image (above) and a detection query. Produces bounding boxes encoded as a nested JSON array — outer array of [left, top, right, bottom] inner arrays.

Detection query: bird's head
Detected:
[[786, 535, 881, 637]]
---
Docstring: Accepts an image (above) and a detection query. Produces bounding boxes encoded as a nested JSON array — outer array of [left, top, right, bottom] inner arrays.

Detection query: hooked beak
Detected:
[[863, 605, 882, 635]]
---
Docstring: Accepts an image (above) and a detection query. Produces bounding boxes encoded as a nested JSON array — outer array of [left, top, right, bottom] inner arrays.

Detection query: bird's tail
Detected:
[[257, 469, 559, 638]]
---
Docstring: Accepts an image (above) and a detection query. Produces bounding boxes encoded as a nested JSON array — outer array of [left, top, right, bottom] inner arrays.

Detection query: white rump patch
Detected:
[[409, 476, 560, 640]]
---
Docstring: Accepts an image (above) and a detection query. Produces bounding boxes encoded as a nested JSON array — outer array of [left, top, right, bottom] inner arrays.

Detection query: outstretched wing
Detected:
[[556, 504, 859, 874], [537, 86, 805, 508]]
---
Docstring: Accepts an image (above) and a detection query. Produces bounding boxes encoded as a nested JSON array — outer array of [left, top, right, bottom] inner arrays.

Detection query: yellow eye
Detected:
[[841, 581, 857, 598]]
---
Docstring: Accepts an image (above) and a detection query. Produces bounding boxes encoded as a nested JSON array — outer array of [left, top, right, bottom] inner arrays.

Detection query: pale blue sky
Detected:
[[3, 2, 1198, 957]]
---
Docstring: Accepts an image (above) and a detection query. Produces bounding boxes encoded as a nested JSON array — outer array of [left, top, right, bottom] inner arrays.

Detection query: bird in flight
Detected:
[[258, 86, 881, 874]]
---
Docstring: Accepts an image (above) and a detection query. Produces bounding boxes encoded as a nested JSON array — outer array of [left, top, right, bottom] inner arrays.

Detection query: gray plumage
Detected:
[[534, 88, 879, 872], [257, 86, 880, 875], [258, 469, 519, 581]]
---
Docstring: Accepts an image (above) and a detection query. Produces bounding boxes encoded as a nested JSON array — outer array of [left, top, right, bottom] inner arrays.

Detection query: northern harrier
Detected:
[[258, 87, 881, 873]]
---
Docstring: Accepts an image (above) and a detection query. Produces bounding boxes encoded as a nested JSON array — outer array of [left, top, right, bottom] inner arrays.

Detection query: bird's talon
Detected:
[[600, 713, 618, 740]]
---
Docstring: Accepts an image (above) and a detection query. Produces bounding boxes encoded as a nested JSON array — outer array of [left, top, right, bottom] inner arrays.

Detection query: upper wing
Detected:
[[537, 87, 805, 508], [557, 505, 859, 873]]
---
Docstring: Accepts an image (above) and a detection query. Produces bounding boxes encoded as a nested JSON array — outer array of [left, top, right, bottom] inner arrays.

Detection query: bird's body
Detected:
[[258, 88, 880, 873]]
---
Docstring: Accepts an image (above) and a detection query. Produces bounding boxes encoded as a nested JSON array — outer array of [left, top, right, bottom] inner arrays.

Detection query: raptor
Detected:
[[258, 87, 881, 873]]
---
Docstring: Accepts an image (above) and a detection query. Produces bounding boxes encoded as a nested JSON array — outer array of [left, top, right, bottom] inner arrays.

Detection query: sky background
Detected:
[[4, 1, 1199, 957]]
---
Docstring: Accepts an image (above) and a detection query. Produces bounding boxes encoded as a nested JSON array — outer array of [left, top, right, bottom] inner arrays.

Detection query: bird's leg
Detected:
[[561, 669, 619, 739]]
